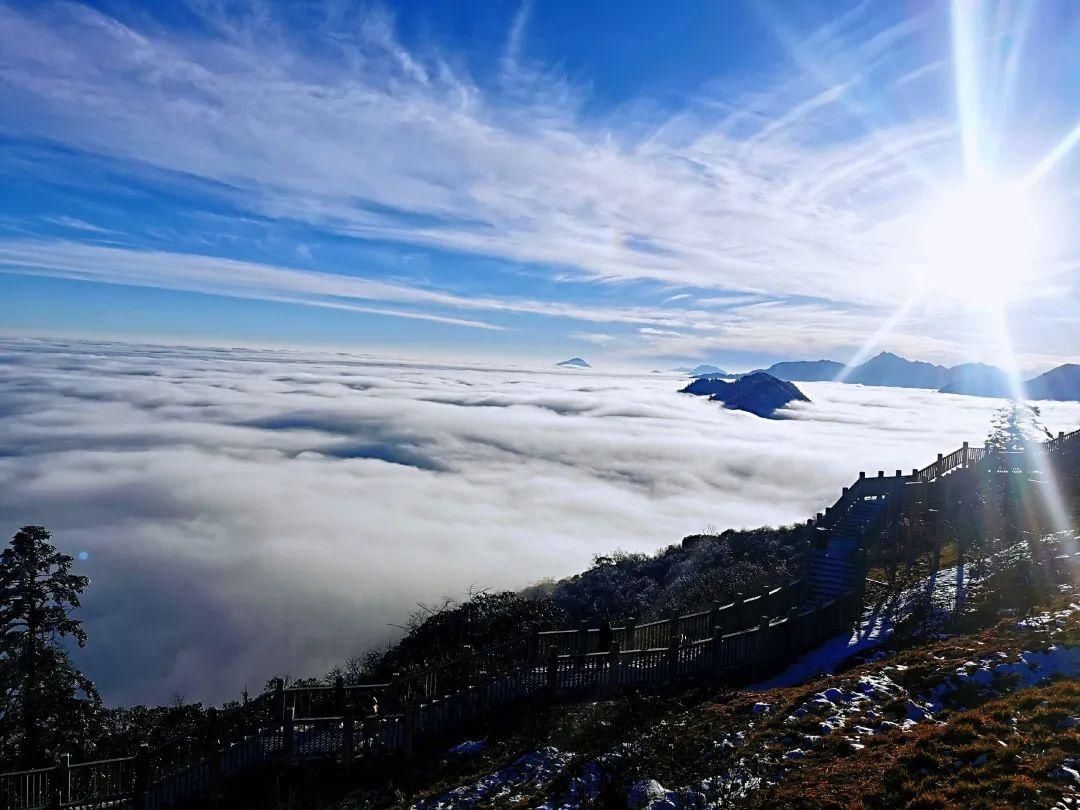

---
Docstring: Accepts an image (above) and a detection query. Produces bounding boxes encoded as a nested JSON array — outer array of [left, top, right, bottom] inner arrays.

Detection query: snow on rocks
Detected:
[[751, 702, 771, 714], [448, 739, 486, 757], [416, 747, 599, 809], [1016, 605, 1080, 632], [627, 779, 706, 810], [780, 667, 938, 750], [1053, 760, 1080, 784], [926, 646, 1080, 711]]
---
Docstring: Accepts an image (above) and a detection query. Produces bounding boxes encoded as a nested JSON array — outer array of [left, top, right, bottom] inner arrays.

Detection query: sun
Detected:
[[915, 178, 1045, 310]]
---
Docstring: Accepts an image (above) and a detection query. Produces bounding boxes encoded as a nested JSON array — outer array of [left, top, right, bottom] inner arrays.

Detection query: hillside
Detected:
[[1027, 364, 1080, 401], [758, 359, 844, 382], [744, 352, 1080, 401], [938, 362, 1014, 398], [681, 372, 809, 417], [373, 534, 1080, 809], [845, 351, 951, 389]]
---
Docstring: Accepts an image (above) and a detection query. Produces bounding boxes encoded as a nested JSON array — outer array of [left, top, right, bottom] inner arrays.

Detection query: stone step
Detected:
[[810, 557, 855, 571], [809, 564, 855, 578], [812, 565, 851, 578], [809, 565, 853, 578]]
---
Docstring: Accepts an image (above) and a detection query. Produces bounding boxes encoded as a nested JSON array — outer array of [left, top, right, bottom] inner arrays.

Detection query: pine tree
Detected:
[[0, 526, 101, 766], [985, 400, 1051, 452]]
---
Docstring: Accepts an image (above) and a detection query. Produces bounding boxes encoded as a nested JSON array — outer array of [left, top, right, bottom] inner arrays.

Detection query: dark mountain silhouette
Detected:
[[844, 351, 951, 389], [681, 371, 809, 418], [1026, 364, 1080, 401], [556, 357, 590, 368], [758, 359, 845, 382], [938, 363, 1013, 398]]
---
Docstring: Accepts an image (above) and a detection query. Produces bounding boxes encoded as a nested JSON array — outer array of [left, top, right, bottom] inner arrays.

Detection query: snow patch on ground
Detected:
[[753, 559, 987, 690], [751, 539, 1057, 692], [415, 746, 600, 809], [448, 739, 486, 757], [926, 645, 1080, 711]]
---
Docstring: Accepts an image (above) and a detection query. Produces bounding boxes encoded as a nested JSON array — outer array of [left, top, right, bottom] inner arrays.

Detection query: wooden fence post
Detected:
[[462, 645, 474, 686], [711, 627, 726, 675], [666, 608, 680, 646], [709, 601, 722, 635], [526, 625, 539, 664], [624, 617, 637, 651], [334, 675, 346, 716], [274, 678, 285, 723], [607, 641, 621, 692], [403, 703, 416, 763], [283, 705, 295, 756], [389, 672, 401, 709], [545, 644, 559, 696], [577, 620, 589, 655], [49, 754, 69, 810], [133, 743, 150, 810], [756, 617, 771, 675], [205, 707, 221, 806], [477, 672, 490, 720], [733, 594, 745, 629], [342, 694, 354, 765], [667, 633, 681, 682]]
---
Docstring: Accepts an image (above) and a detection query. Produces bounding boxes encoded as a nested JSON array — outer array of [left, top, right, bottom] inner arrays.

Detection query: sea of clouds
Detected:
[[0, 337, 1077, 706]]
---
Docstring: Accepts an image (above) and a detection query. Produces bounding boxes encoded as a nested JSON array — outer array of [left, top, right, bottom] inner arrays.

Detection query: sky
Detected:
[[3, 336, 1078, 704], [0, 0, 1077, 372]]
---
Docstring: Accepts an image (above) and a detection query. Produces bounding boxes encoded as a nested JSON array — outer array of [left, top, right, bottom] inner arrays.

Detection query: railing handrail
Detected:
[[69, 755, 135, 769]]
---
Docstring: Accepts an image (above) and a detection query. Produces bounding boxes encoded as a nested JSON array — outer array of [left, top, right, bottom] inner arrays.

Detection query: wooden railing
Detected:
[[914, 427, 1080, 485], [0, 755, 135, 810]]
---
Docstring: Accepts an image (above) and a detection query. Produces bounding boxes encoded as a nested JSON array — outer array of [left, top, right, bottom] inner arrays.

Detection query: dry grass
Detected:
[[759, 679, 1080, 808]]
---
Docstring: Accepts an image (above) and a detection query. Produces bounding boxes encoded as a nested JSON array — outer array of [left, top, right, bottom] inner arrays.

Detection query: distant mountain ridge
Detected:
[[757, 359, 844, 382], [738, 352, 1079, 401], [938, 363, 1013, 398], [674, 364, 728, 377], [1026, 363, 1080, 401], [844, 351, 949, 389]]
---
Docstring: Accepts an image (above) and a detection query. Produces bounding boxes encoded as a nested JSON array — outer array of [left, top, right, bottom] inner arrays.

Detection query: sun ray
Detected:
[[950, 0, 984, 177], [984, 308, 1073, 536], [834, 292, 923, 382], [1023, 120, 1080, 190]]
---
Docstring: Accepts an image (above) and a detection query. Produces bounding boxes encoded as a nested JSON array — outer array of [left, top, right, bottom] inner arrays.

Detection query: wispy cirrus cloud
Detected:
[[0, 1, 946, 305], [0, 239, 761, 333], [0, 1, 1075, 363]]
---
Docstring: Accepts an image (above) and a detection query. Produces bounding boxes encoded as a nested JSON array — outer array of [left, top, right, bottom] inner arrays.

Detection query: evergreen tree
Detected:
[[0, 526, 101, 766], [985, 400, 1051, 452]]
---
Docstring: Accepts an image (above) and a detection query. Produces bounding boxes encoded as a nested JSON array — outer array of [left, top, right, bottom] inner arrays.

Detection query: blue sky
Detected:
[[0, 0, 1076, 370]]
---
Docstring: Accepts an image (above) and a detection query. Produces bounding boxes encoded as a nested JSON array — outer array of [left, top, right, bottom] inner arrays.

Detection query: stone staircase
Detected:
[[806, 497, 885, 603]]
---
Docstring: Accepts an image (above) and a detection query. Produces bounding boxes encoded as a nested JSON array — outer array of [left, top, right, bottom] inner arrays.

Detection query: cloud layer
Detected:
[[1, 338, 1077, 705]]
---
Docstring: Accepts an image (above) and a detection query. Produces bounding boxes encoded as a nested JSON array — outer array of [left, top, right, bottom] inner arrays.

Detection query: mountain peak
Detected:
[[680, 371, 809, 418], [556, 357, 590, 368]]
